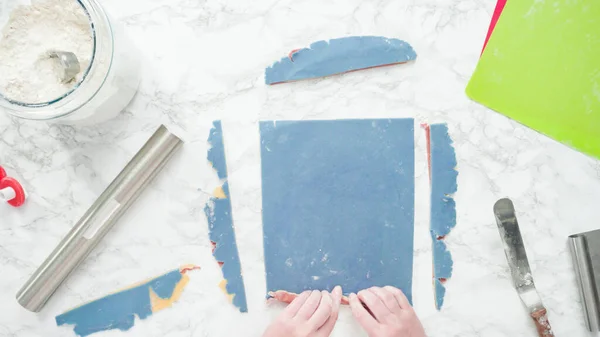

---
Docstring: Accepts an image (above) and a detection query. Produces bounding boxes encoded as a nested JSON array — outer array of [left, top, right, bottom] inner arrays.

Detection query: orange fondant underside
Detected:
[[268, 290, 349, 305]]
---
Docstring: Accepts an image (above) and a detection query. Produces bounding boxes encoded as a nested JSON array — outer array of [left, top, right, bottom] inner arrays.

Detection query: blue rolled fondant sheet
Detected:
[[260, 119, 415, 302], [265, 36, 417, 84]]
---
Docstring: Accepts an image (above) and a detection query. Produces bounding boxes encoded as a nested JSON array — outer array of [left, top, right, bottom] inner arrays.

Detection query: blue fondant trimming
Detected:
[[434, 279, 446, 310], [265, 36, 417, 84], [204, 120, 248, 313], [260, 119, 415, 302], [432, 240, 453, 278], [55, 270, 182, 337], [207, 123, 228, 181], [429, 123, 458, 310]]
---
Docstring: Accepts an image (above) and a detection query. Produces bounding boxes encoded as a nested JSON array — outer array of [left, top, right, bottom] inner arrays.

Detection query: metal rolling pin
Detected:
[[16, 125, 183, 312]]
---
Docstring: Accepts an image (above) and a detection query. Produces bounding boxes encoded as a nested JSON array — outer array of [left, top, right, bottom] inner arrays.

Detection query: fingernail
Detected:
[[349, 293, 356, 299]]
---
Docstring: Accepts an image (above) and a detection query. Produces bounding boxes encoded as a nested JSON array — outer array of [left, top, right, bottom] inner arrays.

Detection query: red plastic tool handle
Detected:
[[0, 165, 26, 207]]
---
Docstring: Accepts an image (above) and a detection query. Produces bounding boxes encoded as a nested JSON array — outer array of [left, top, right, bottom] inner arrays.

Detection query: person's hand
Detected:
[[349, 286, 426, 337], [262, 286, 343, 337]]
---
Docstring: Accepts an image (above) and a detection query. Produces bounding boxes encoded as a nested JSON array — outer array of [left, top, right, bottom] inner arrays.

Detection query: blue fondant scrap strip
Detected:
[[55, 270, 183, 337], [432, 238, 453, 278], [434, 279, 447, 311], [204, 120, 249, 313], [429, 123, 458, 310], [265, 36, 417, 84], [260, 118, 415, 303], [207, 122, 228, 181]]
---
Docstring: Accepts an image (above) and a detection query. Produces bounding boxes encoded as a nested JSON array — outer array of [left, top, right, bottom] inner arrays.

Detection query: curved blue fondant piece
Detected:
[[429, 123, 457, 310], [265, 36, 417, 84], [204, 121, 248, 313], [55, 270, 183, 337]]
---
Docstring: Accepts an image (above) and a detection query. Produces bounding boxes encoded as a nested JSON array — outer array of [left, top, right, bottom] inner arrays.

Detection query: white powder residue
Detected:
[[0, 0, 93, 103]]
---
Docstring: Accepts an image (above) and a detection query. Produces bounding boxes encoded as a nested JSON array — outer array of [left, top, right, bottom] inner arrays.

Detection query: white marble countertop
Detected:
[[2, 0, 600, 336]]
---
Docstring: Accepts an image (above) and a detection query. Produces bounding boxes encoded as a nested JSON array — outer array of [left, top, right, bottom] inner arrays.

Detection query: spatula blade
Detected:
[[493, 198, 543, 310]]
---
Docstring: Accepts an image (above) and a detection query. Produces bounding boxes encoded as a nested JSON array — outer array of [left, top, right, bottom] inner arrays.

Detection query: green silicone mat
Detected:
[[466, 0, 600, 159]]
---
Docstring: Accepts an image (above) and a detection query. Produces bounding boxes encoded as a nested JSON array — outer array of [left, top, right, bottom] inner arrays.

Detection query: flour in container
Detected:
[[0, 0, 93, 104]]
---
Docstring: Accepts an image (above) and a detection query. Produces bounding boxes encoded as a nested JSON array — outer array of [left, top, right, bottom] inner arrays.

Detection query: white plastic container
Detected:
[[0, 0, 140, 125]]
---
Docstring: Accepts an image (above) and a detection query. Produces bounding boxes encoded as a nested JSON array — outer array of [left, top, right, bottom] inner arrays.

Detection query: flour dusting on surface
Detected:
[[0, 0, 93, 103]]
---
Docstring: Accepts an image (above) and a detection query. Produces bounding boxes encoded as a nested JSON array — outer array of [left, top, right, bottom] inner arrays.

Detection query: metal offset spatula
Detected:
[[493, 198, 554, 337]]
